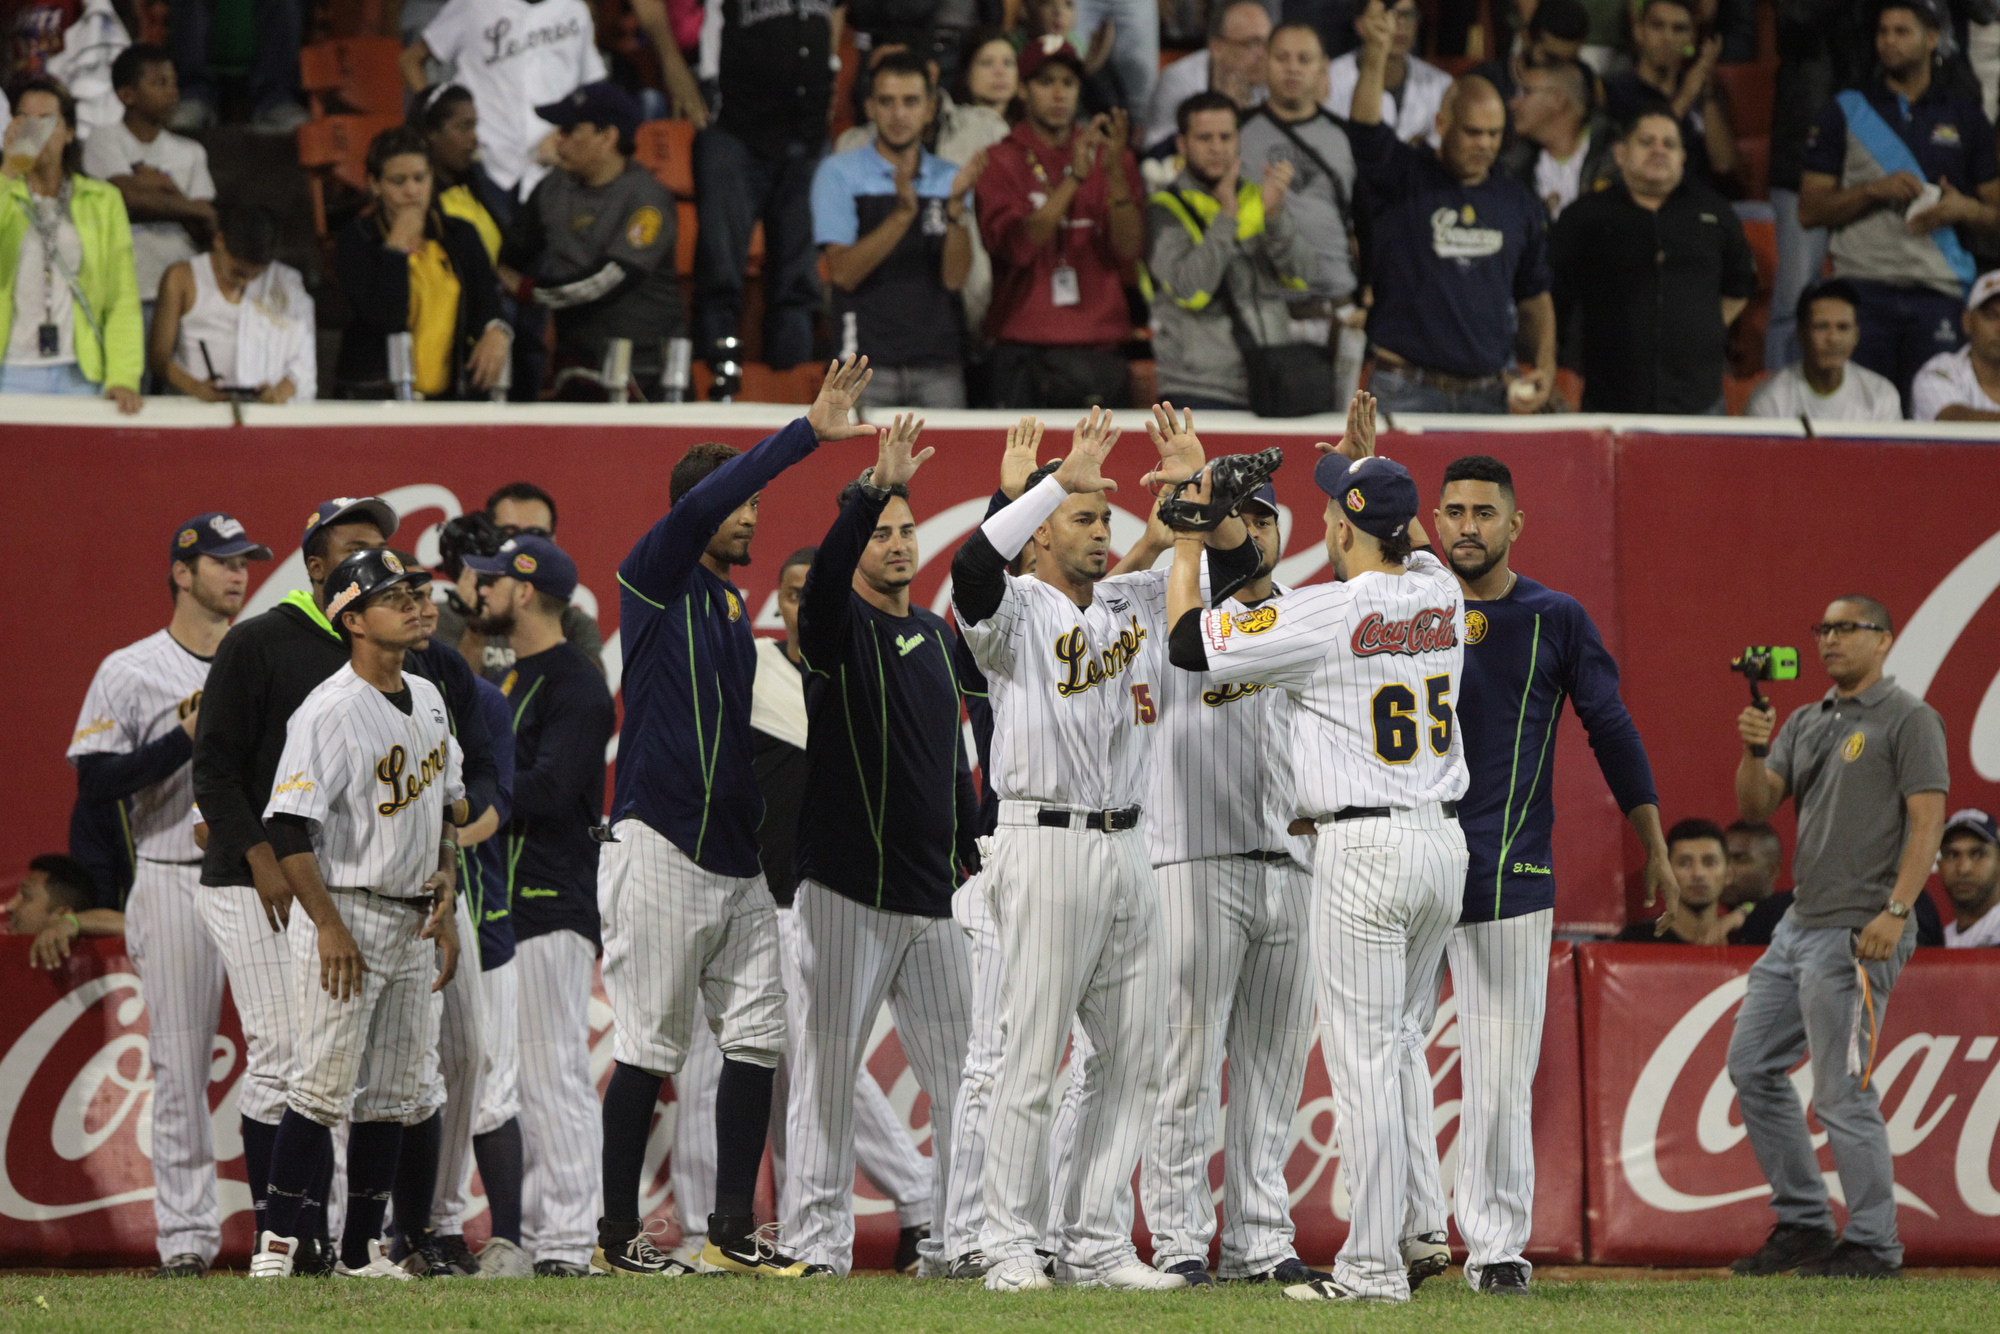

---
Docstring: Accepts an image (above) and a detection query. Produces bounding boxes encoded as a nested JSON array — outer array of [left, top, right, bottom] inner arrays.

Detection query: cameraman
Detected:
[[1727, 595, 1947, 1281]]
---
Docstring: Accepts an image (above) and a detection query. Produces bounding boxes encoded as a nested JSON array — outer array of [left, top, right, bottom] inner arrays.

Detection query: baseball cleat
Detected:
[[983, 1257, 1052, 1292], [894, 1225, 928, 1275], [403, 1228, 477, 1277], [476, 1238, 535, 1278], [1400, 1231, 1451, 1291], [1795, 1241, 1902, 1280], [534, 1259, 593, 1277], [336, 1238, 417, 1280], [700, 1225, 829, 1277], [152, 1253, 205, 1278], [1238, 1258, 1333, 1284], [1075, 1261, 1186, 1290], [1477, 1261, 1531, 1294], [1285, 1277, 1367, 1302], [942, 1250, 990, 1280], [1730, 1223, 1838, 1277], [249, 1232, 298, 1279], [593, 1221, 696, 1278], [1163, 1259, 1215, 1286]]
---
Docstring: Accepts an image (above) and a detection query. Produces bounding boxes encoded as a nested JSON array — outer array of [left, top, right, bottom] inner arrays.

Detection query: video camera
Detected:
[[1730, 646, 1799, 758]]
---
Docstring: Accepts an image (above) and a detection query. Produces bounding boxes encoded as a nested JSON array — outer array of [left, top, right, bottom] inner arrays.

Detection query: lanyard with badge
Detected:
[[14, 177, 103, 356], [1026, 151, 1081, 307]]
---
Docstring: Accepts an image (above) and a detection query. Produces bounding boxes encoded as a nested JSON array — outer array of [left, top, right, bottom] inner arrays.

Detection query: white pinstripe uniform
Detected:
[[428, 892, 483, 1232], [1140, 581, 1319, 1279], [954, 478, 1173, 1284], [474, 959, 521, 1135], [264, 666, 462, 1127], [68, 629, 224, 1265], [515, 926, 602, 1265], [1188, 550, 1467, 1301]]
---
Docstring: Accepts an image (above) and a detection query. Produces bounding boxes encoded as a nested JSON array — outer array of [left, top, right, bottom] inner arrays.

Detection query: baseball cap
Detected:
[[1944, 808, 1999, 845], [1315, 454, 1418, 541], [535, 80, 641, 138], [302, 496, 398, 553], [1019, 34, 1087, 83], [320, 548, 432, 625], [171, 512, 272, 562], [1967, 270, 2000, 312], [1241, 482, 1280, 518], [461, 533, 579, 602]]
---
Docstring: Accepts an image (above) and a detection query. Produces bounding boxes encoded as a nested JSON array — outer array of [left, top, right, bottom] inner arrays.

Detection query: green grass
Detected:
[[2, 1272, 1994, 1334]]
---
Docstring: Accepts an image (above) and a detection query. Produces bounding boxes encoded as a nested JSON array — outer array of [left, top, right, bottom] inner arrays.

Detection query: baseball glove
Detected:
[[1156, 447, 1285, 532]]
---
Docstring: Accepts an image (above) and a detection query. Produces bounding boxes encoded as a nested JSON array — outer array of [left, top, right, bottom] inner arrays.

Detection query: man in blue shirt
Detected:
[[1346, 0, 1555, 416], [810, 51, 982, 409], [595, 356, 877, 1279]]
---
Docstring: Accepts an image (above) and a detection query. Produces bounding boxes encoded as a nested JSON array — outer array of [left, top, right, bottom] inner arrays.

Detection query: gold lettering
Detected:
[[376, 737, 452, 817], [1052, 615, 1150, 698]]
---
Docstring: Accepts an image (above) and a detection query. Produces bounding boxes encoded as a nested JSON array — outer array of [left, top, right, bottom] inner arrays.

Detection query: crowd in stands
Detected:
[[0, 0, 1997, 421]]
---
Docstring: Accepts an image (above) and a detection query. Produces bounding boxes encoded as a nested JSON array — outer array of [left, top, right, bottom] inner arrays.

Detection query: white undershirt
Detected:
[[7, 192, 81, 366]]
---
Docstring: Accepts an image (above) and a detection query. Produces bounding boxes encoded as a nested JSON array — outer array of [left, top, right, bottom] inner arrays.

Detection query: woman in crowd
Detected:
[[149, 201, 316, 402], [335, 125, 508, 399], [0, 76, 141, 411], [414, 84, 502, 263], [955, 27, 1022, 130]]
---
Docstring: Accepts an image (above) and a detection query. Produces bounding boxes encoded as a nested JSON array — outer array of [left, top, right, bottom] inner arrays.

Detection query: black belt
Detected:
[[1330, 801, 1458, 823], [1238, 850, 1293, 863], [332, 887, 431, 907], [1038, 805, 1142, 833]]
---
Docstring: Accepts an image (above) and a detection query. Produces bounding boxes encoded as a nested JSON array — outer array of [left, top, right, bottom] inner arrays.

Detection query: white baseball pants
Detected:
[[431, 893, 484, 1233], [981, 806, 1164, 1281], [129, 859, 227, 1264], [1141, 855, 1316, 1277], [516, 928, 602, 1267], [782, 881, 973, 1273], [598, 819, 785, 1074], [198, 883, 300, 1126], [1312, 806, 1466, 1301], [475, 958, 521, 1135]]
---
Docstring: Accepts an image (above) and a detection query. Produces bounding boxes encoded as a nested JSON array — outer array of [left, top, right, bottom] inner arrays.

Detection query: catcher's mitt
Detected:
[[1157, 447, 1284, 532]]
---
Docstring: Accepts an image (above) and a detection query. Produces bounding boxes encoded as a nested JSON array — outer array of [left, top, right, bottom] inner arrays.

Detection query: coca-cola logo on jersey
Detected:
[[1350, 608, 1459, 657]]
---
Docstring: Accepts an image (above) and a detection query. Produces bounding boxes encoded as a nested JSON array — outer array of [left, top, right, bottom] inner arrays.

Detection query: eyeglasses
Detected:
[[1809, 621, 1885, 639]]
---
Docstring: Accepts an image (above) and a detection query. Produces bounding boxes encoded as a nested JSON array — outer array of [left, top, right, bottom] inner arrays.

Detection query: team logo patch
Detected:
[[726, 590, 742, 621], [382, 551, 404, 574], [513, 553, 538, 575], [1933, 123, 1962, 145], [1233, 606, 1279, 635], [1203, 610, 1234, 654], [1843, 729, 1866, 763], [1466, 609, 1488, 645], [325, 580, 364, 619], [274, 770, 315, 796], [626, 206, 663, 249], [1345, 489, 1366, 513], [73, 715, 115, 745], [176, 528, 198, 548]]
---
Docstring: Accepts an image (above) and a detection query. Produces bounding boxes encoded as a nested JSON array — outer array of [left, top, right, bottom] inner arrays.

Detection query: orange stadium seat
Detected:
[[296, 113, 402, 236], [300, 37, 405, 118], [1714, 60, 1777, 146], [634, 119, 697, 199]]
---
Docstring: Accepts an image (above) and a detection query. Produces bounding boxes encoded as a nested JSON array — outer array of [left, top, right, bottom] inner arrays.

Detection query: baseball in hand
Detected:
[[1508, 380, 1539, 407]]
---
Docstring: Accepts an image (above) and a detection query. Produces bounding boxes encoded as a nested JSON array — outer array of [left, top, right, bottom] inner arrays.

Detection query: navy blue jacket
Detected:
[[1458, 574, 1656, 922], [503, 641, 615, 949], [795, 487, 980, 916], [612, 417, 823, 875], [408, 639, 499, 826], [463, 676, 517, 969]]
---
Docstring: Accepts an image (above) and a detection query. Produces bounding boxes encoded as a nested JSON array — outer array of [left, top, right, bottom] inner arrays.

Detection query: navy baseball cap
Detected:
[[1315, 454, 1418, 540], [171, 512, 272, 562], [302, 496, 398, 552], [462, 534, 579, 602], [536, 80, 641, 138], [1241, 482, 1279, 518], [1944, 809, 1999, 844]]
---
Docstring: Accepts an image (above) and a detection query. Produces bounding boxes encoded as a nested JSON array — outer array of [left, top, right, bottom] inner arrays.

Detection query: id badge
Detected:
[[37, 322, 58, 357], [1050, 263, 1081, 308]]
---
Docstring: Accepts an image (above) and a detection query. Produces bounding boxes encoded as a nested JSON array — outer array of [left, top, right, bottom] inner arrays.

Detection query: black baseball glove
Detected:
[[1156, 447, 1285, 532]]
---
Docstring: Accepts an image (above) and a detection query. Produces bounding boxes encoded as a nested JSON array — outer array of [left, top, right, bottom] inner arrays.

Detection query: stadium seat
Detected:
[[299, 36, 405, 118], [1735, 135, 1770, 200], [830, 28, 862, 142], [1733, 211, 1778, 376], [1714, 59, 1777, 145], [634, 119, 696, 199], [687, 361, 822, 403], [296, 113, 403, 236], [675, 200, 698, 276]]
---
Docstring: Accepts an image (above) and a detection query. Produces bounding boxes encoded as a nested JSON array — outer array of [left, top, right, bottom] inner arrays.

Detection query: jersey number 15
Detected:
[[1371, 675, 1452, 764]]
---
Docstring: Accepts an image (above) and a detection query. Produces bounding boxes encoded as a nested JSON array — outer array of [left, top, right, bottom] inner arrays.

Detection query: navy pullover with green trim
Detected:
[[1459, 574, 1656, 922], [795, 486, 981, 916], [613, 417, 821, 876], [503, 641, 614, 948]]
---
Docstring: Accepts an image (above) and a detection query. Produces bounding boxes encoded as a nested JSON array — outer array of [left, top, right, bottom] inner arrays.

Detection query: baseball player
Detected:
[[68, 512, 272, 1278], [250, 548, 464, 1280], [595, 356, 876, 1279], [1409, 453, 1672, 1294], [950, 410, 1257, 1292], [1163, 449, 1467, 1303], [461, 535, 617, 1277], [781, 418, 981, 1276], [193, 496, 399, 1266]]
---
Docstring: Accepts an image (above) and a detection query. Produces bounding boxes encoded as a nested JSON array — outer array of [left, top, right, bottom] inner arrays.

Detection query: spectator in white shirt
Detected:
[[1143, 0, 1270, 150], [1326, 0, 1450, 146], [147, 202, 316, 403], [1499, 59, 1616, 220], [1941, 809, 2000, 948], [1747, 279, 1903, 422], [1912, 270, 2000, 423], [80, 44, 214, 332]]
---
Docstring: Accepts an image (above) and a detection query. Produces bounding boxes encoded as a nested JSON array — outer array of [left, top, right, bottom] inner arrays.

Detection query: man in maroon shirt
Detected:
[[977, 35, 1145, 408]]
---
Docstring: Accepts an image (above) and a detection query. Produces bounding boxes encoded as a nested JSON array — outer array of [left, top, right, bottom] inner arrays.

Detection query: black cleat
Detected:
[[593, 1220, 695, 1278], [535, 1259, 593, 1278], [1477, 1261, 1530, 1295], [1238, 1257, 1333, 1284], [404, 1229, 477, 1277], [894, 1226, 927, 1276], [1399, 1232, 1450, 1292], [152, 1253, 205, 1278], [1795, 1240, 1902, 1280], [1730, 1224, 1839, 1277], [701, 1223, 828, 1277], [1164, 1259, 1215, 1286], [943, 1250, 988, 1280]]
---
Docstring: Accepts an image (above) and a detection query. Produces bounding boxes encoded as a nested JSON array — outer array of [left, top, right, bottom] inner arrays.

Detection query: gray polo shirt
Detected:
[[1767, 675, 1949, 930]]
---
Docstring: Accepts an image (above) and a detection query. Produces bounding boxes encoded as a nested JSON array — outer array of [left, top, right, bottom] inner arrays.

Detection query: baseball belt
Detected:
[[1326, 801, 1459, 823], [1036, 805, 1143, 833]]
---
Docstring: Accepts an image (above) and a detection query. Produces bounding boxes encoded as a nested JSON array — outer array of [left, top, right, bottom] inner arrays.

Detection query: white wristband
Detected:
[[980, 474, 1068, 560]]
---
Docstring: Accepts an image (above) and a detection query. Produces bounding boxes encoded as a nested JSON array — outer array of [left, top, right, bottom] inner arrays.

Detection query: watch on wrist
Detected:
[[1886, 899, 1910, 919]]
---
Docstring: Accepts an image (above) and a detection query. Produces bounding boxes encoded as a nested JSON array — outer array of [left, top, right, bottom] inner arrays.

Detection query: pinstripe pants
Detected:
[[198, 884, 300, 1126], [982, 805, 1165, 1280], [431, 894, 484, 1233], [782, 882, 974, 1273], [129, 860, 226, 1263], [1312, 807, 1465, 1301], [598, 819, 786, 1074], [286, 890, 442, 1127], [475, 959, 521, 1135], [516, 929, 602, 1266], [1140, 855, 1316, 1277]]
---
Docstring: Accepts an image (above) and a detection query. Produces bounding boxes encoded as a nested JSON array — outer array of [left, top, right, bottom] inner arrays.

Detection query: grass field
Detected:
[[3, 1269, 1994, 1334]]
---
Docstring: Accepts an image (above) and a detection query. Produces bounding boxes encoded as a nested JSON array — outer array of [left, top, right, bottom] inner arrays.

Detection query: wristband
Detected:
[[62, 912, 79, 934]]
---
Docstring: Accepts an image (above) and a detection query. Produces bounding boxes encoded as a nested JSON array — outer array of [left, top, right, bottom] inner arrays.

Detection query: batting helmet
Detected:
[[321, 547, 433, 629]]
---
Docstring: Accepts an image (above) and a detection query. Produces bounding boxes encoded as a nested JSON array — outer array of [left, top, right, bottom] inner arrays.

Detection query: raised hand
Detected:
[[1317, 389, 1377, 459], [1073, 114, 1106, 180], [1142, 401, 1205, 492], [808, 354, 876, 441], [1261, 158, 1295, 216], [894, 152, 919, 215], [1104, 105, 1131, 157], [1357, 0, 1394, 54], [1053, 406, 1121, 494], [1217, 156, 1243, 216], [950, 148, 987, 207], [1001, 415, 1046, 498], [872, 412, 935, 488]]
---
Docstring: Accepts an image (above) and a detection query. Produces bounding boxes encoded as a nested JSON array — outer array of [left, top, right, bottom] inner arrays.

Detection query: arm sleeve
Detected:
[[75, 730, 193, 801], [619, 416, 823, 604], [1799, 100, 1846, 178], [266, 811, 315, 860], [191, 630, 273, 862], [439, 648, 499, 820], [811, 157, 860, 246], [1563, 602, 1659, 814], [948, 529, 1011, 628], [1168, 607, 1209, 671], [510, 676, 615, 821], [1147, 198, 1238, 309], [1204, 532, 1261, 601], [798, 486, 890, 672], [1893, 705, 1951, 797], [1962, 111, 1999, 189], [954, 734, 982, 876], [474, 679, 516, 827], [980, 474, 1068, 559], [99, 190, 143, 390], [1347, 120, 1415, 200]]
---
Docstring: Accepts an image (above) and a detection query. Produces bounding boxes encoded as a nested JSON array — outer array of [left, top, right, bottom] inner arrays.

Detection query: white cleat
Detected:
[[1074, 1262, 1188, 1290], [476, 1237, 535, 1278], [1399, 1231, 1451, 1291], [983, 1257, 1053, 1292], [1285, 1277, 1368, 1301], [249, 1231, 299, 1279], [336, 1238, 418, 1280]]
